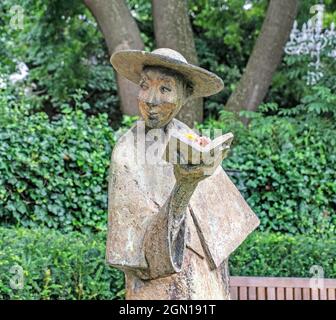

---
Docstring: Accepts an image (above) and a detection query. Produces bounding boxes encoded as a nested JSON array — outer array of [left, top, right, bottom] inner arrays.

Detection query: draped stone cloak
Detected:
[[106, 119, 259, 300]]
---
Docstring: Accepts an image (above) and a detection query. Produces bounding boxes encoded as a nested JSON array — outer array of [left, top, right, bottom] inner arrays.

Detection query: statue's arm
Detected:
[[143, 169, 200, 280]]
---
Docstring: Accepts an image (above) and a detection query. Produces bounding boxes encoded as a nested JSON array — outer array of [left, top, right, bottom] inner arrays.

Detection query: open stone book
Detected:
[[163, 131, 234, 166]]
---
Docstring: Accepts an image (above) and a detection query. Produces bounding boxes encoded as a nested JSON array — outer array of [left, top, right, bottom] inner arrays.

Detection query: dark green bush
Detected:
[[230, 232, 336, 278], [199, 111, 336, 237], [0, 227, 334, 299], [0, 227, 124, 300], [0, 92, 116, 232]]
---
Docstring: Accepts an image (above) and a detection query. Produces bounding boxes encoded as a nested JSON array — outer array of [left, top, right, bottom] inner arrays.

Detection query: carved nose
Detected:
[[146, 102, 158, 108]]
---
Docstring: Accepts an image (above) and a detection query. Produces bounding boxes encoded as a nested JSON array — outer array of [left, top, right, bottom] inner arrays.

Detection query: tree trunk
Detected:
[[225, 0, 299, 116], [84, 0, 144, 116], [152, 0, 203, 128]]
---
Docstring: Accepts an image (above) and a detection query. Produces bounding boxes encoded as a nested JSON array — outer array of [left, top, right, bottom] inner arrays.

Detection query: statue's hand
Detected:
[[173, 136, 229, 185]]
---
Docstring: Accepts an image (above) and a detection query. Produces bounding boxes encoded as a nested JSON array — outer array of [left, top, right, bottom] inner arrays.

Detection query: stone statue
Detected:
[[106, 48, 259, 300]]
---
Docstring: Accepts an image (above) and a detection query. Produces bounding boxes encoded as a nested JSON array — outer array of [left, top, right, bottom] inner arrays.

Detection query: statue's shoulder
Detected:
[[114, 122, 138, 149], [110, 122, 139, 166]]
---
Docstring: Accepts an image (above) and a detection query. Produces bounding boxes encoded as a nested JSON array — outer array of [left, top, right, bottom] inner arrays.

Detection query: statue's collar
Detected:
[[132, 119, 181, 146], [141, 119, 176, 136]]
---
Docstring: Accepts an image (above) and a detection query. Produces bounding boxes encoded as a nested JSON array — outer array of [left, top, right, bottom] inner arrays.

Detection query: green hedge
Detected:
[[0, 227, 124, 300], [230, 232, 336, 278], [0, 227, 335, 299], [199, 111, 336, 237], [0, 93, 116, 232]]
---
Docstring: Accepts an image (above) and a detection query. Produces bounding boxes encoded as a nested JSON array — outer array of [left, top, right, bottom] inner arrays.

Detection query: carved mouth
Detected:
[[148, 113, 159, 120]]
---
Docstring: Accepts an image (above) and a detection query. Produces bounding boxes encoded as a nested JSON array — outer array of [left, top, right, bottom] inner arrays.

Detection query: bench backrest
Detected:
[[230, 276, 336, 300]]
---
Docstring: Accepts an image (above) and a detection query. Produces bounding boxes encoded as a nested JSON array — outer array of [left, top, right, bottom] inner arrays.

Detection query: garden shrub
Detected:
[[0, 92, 116, 232], [0, 227, 124, 300], [0, 227, 334, 299], [199, 110, 336, 237], [230, 232, 336, 278]]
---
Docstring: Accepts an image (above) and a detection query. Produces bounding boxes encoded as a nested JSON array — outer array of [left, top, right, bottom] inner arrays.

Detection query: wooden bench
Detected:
[[230, 276, 336, 300]]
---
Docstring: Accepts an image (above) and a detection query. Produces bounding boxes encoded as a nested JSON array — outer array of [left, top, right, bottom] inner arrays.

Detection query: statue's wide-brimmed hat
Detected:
[[110, 48, 224, 99]]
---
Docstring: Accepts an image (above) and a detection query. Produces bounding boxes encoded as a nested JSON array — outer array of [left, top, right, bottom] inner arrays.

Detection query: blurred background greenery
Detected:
[[0, 0, 335, 299]]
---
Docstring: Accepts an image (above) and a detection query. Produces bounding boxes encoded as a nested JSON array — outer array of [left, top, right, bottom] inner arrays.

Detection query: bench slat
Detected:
[[294, 288, 302, 300], [303, 288, 310, 300], [328, 288, 335, 300], [311, 288, 319, 300], [230, 276, 336, 288], [320, 288, 327, 300], [248, 287, 257, 300], [230, 277, 336, 300], [285, 287, 294, 300], [257, 287, 266, 300], [267, 287, 276, 300], [277, 287, 285, 300], [239, 287, 248, 300]]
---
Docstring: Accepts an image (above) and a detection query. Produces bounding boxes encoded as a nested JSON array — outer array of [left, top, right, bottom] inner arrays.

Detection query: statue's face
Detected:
[[138, 67, 186, 129]]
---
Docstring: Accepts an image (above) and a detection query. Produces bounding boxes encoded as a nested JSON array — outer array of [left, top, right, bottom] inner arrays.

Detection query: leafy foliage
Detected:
[[0, 227, 124, 299], [279, 86, 336, 117], [200, 110, 336, 237], [230, 231, 336, 278], [0, 0, 120, 121], [0, 90, 116, 232], [1, 0, 335, 120], [192, 0, 336, 116]]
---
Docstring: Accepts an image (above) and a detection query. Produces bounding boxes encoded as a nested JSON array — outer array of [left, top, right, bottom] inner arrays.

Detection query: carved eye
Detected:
[[160, 86, 171, 94], [140, 82, 149, 90]]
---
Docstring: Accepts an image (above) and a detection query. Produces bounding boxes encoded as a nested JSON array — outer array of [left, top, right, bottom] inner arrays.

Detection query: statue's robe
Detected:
[[106, 119, 259, 300]]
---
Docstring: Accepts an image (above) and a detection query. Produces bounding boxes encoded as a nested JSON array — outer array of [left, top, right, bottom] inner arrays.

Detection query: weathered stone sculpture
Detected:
[[106, 48, 259, 300]]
